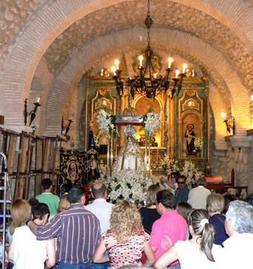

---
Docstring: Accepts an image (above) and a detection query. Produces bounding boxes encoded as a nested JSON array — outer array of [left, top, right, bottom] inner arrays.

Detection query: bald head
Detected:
[[91, 182, 107, 199]]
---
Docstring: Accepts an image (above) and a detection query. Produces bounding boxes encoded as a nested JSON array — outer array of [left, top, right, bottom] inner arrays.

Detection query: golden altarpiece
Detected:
[[81, 73, 209, 173]]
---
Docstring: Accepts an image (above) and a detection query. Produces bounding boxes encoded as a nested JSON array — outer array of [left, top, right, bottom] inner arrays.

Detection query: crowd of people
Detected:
[[4, 176, 253, 269]]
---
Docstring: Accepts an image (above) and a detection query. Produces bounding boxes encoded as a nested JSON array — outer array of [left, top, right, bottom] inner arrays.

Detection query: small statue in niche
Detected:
[[185, 124, 197, 155], [87, 149, 100, 180]]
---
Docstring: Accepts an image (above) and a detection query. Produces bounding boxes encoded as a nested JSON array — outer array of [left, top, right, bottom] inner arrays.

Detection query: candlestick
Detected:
[[168, 57, 174, 68], [182, 63, 188, 74], [114, 59, 120, 70], [138, 55, 144, 67], [175, 69, 180, 79]]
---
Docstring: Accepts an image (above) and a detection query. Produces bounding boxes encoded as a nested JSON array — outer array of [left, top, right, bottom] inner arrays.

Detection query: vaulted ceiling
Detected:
[[1, 0, 253, 136]]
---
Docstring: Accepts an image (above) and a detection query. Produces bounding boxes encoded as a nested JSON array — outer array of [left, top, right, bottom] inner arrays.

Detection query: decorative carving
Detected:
[[60, 149, 87, 184], [174, 85, 208, 160]]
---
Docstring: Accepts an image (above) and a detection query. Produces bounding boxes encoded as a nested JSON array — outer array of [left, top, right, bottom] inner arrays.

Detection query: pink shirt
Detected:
[[150, 209, 188, 259]]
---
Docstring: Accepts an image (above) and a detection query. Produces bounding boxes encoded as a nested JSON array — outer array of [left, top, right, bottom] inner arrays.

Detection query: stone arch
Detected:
[[44, 28, 249, 144], [1, 0, 253, 128]]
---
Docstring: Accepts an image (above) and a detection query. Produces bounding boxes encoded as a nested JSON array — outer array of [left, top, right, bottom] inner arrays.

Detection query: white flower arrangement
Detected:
[[103, 168, 153, 206], [162, 157, 204, 187], [143, 112, 160, 137], [161, 156, 180, 173], [180, 160, 203, 186], [97, 109, 116, 137]]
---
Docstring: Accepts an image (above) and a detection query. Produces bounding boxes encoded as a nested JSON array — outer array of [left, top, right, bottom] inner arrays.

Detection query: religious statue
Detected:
[[115, 125, 145, 172], [68, 161, 78, 183], [185, 124, 196, 155], [87, 148, 100, 180]]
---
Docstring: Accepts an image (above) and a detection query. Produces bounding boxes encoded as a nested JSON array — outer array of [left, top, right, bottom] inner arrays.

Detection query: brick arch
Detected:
[[0, 0, 253, 127], [44, 28, 249, 142]]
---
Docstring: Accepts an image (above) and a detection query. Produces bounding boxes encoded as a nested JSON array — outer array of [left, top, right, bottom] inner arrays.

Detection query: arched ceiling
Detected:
[[43, 0, 253, 91], [43, 27, 249, 137], [1, 0, 253, 130], [0, 0, 49, 65]]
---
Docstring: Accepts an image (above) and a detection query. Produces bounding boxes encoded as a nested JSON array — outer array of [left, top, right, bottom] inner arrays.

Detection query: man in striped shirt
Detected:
[[35, 185, 101, 268]]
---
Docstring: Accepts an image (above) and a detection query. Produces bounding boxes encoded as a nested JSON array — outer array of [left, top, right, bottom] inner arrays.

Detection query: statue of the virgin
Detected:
[[114, 125, 146, 172]]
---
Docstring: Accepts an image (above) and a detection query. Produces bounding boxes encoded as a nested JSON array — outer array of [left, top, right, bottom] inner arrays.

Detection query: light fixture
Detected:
[[23, 97, 41, 126], [221, 112, 227, 119], [111, 0, 189, 99], [221, 112, 235, 135]]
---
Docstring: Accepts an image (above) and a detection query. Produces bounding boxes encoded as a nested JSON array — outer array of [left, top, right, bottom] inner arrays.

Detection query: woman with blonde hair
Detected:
[[155, 209, 219, 269], [58, 193, 71, 213], [207, 193, 228, 245], [93, 200, 155, 269], [8, 199, 32, 241]]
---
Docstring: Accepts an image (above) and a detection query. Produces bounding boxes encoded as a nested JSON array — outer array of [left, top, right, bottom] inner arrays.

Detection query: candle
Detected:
[[168, 57, 174, 68], [175, 69, 180, 79], [153, 73, 158, 79], [221, 112, 227, 119], [111, 66, 117, 76], [138, 55, 144, 67], [36, 97, 40, 103], [182, 63, 188, 74], [114, 59, 120, 70], [192, 69, 195, 77]]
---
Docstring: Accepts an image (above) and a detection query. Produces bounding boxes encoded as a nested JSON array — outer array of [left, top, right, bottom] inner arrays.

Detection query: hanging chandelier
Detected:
[[111, 0, 189, 99]]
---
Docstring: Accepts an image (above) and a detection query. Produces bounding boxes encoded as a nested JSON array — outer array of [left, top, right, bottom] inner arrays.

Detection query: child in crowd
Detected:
[[32, 203, 50, 225], [7, 201, 55, 269]]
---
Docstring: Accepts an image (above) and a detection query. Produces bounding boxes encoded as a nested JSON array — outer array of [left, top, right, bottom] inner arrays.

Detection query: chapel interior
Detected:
[[1, 0, 253, 207]]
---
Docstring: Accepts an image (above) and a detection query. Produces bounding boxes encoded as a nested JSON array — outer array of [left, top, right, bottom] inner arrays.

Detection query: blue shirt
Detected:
[[174, 186, 189, 205], [209, 213, 228, 245]]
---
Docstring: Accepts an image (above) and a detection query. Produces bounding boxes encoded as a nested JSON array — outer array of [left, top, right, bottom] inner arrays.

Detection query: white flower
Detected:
[[143, 112, 160, 137], [102, 168, 153, 206], [161, 158, 204, 187], [97, 109, 116, 137]]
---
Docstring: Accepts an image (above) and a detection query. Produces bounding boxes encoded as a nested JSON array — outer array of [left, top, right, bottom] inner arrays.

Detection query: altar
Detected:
[[81, 75, 209, 175]]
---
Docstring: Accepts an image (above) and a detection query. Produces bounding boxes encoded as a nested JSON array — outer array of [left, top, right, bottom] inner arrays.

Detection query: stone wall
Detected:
[[211, 139, 253, 193]]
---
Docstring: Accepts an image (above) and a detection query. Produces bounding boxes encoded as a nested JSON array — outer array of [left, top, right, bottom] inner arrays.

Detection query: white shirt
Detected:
[[85, 198, 113, 234], [214, 233, 253, 269], [12, 226, 48, 269], [175, 240, 219, 269], [188, 186, 211, 209]]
